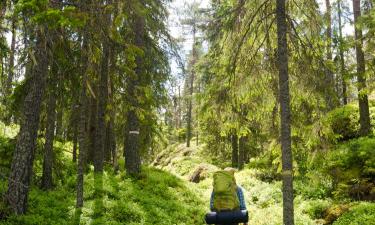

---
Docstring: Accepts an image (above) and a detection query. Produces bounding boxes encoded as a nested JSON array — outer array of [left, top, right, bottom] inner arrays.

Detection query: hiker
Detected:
[[209, 168, 248, 225]]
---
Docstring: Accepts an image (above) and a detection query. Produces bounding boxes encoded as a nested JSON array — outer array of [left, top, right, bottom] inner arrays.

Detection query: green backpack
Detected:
[[212, 170, 240, 211]]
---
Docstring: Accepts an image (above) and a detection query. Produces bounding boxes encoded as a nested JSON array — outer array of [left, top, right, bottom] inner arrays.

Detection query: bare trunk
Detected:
[[41, 61, 58, 190], [124, 13, 144, 176], [94, 0, 112, 172], [276, 0, 294, 224], [88, 96, 97, 164], [231, 133, 238, 168], [353, 0, 371, 136], [73, 122, 78, 163], [94, 50, 108, 171], [186, 26, 197, 147], [55, 104, 63, 139], [238, 136, 245, 170], [76, 30, 90, 208], [338, 0, 348, 105], [325, 0, 336, 109], [6, 27, 48, 214]]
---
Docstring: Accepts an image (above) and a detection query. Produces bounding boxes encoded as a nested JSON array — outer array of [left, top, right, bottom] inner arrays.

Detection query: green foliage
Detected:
[[326, 137, 375, 179], [0, 123, 19, 176], [325, 105, 360, 141], [306, 137, 375, 200], [333, 203, 375, 225], [0, 165, 206, 225], [3, 187, 75, 225], [302, 199, 332, 219], [177, 128, 187, 140], [0, 136, 15, 175], [294, 172, 333, 199]]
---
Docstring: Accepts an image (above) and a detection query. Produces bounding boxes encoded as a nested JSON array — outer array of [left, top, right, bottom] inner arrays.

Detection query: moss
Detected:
[[333, 202, 375, 225], [0, 167, 207, 225]]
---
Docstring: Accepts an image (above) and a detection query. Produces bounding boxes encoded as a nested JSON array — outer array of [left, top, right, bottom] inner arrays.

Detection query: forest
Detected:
[[0, 0, 374, 224]]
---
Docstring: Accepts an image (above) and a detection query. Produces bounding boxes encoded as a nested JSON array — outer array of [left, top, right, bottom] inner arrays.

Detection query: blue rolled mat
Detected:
[[205, 210, 248, 224]]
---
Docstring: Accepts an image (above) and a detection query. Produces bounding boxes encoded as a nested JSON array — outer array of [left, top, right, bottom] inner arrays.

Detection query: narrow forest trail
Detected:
[[152, 141, 318, 225]]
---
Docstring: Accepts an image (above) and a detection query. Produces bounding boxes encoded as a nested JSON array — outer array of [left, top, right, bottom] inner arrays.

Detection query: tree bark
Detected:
[[124, 12, 144, 176], [324, 0, 336, 110], [186, 25, 197, 148], [76, 30, 90, 208], [6, 27, 49, 214], [72, 121, 78, 163], [353, 0, 371, 136], [88, 95, 97, 164], [338, 0, 348, 105], [94, 0, 112, 172], [41, 58, 58, 190], [55, 103, 63, 139], [276, 0, 294, 224], [238, 136, 245, 170], [231, 133, 238, 168]]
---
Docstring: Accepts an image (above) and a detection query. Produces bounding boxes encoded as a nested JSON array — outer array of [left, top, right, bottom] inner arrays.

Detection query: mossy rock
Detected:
[[323, 204, 350, 224]]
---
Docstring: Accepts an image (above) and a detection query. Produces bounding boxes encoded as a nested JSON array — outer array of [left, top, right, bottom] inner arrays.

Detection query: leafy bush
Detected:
[[177, 128, 187, 140], [326, 137, 375, 179], [0, 136, 15, 175], [294, 172, 333, 199], [333, 202, 375, 225], [302, 199, 332, 219], [314, 137, 375, 199], [325, 105, 360, 141]]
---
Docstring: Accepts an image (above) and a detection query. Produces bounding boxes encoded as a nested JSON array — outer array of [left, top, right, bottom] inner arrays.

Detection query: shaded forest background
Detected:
[[0, 0, 374, 224]]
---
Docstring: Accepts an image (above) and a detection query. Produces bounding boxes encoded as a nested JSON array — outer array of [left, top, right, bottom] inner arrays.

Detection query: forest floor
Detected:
[[0, 127, 374, 224], [151, 140, 375, 225], [153, 141, 316, 225]]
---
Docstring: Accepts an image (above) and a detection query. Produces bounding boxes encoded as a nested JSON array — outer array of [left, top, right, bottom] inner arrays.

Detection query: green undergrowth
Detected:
[[0, 167, 206, 225], [333, 202, 375, 225], [155, 141, 375, 225], [154, 142, 317, 225]]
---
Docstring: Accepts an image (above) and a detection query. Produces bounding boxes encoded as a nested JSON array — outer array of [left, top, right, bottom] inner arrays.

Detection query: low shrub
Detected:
[[303, 199, 332, 219], [333, 202, 375, 225], [325, 105, 360, 141]]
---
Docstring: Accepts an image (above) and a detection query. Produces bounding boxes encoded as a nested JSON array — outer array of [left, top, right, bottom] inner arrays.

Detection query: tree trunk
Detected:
[[124, 13, 144, 176], [95, 38, 110, 172], [186, 26, 197, 148], [41, 60, 58, 190], [353, 0, 371, 136], [338, 0, 348, 105], [55, 104, 63, 139], [94, 0, 112, 172], [6, 27, 48, 214], [88, 96, 97, 164], [276, 0, 294, 224], [324, 0, 336, 110], [231, 133, 238, 168], [72, 122, 78, 163], [76, 29, 90, 208], [238, 136, 245, 170]]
